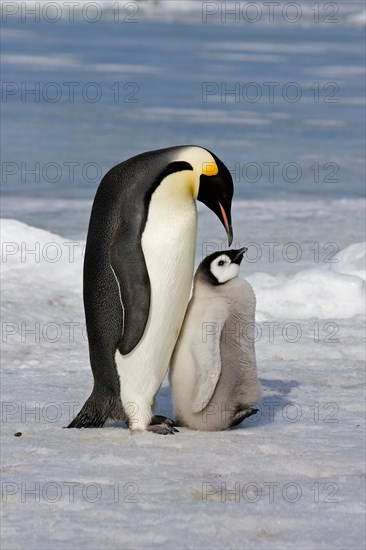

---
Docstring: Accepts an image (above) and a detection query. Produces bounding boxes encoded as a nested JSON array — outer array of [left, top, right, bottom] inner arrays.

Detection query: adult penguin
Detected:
[[68, 145, 234, 434]]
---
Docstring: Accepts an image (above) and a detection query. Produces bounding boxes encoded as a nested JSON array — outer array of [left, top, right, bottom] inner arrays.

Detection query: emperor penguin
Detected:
[[68, 146, 234, 434], [169, 248, 261, 431]]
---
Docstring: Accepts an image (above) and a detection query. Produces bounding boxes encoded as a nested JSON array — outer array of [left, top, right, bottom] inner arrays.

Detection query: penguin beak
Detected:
[[197, 164, 234, 246], [233, 247, 248, 265], [218, 202, 233, 247]]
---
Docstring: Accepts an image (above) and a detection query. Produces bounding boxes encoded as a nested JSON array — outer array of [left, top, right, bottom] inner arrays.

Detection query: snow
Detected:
[[1, 218, 365, 549], [249, 258, 365, 320]]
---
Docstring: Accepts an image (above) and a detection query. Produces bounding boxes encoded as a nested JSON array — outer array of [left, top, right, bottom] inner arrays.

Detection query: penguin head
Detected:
[[197, 247, 247, 286], [173, 146, 234, 245]]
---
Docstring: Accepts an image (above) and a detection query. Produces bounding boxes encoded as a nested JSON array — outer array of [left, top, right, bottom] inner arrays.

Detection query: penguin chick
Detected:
[[170, 248, 261, 431]]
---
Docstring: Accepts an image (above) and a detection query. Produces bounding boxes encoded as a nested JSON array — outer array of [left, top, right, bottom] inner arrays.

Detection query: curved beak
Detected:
[[218, 202, 233, 246]]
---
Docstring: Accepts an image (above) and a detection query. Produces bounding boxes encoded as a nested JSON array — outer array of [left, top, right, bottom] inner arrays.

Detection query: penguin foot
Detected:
[[67, 392, 124, 428], [147, 416, 179, 435], [150, 415, 176, 427], [229, 408, 259, 428], [146, 423, 178, 435]]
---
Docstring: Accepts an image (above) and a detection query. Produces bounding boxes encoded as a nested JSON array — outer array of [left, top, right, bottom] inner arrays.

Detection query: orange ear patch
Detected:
[[201, 162, 218, 176]]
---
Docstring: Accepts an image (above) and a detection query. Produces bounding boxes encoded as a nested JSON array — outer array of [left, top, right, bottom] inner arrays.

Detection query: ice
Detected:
[[333, 242, 366, 280], [249, 242, 365, 320], [1, 219, 83, 293], [1, 218, 365, 549]]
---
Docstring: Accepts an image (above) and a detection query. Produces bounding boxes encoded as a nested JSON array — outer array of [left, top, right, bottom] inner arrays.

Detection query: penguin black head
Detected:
[[196, 149, 234, 246], [196, 247, 247, 286], [163, 145, 234, 245], [106, 145, 234, 246]]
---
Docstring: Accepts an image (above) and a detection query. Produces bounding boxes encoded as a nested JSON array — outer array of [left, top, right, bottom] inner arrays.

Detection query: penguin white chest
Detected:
[[141, 183, 198, 347], [115, 175, 198, 427], [141, 189, 197, 340]]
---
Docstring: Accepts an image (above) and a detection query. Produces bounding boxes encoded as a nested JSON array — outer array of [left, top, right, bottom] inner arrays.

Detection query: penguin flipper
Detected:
[[110, 236, 151, 356], [191, 303, 228, 413]]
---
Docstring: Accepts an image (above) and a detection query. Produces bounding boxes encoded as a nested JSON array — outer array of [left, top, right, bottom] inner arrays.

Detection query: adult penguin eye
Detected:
[[218, 260, 225, 266]]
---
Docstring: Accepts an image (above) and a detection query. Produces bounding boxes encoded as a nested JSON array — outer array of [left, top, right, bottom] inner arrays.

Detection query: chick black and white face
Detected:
[[210, 254, 240, 284], [197, 248, 247, 286]]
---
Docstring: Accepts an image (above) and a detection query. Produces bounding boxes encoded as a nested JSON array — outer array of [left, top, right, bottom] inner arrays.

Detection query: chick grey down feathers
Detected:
[[170, 249, 261, 431]]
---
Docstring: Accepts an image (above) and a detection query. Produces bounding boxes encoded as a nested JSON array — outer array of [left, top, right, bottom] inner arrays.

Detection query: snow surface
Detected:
[[1, 218, 365, 549]]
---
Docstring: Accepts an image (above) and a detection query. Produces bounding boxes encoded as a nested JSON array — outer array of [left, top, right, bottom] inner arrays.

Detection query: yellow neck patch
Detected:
[[201, 162, 218, 177], [173, 146, 219, 199]]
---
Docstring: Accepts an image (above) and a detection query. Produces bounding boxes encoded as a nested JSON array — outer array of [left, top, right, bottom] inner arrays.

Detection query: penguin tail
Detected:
[[67, 391, 124, 428]]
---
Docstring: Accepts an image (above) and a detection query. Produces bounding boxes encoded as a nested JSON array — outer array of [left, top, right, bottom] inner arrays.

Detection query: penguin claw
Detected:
[[146, 415, 180, 434], [164, 418, 177, 428], [146, 423, 176, 435], [150, 415, 177, 427]]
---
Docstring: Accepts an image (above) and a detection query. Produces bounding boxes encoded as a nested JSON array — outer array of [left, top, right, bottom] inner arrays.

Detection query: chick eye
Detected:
[[218, 260, 225, 266]]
